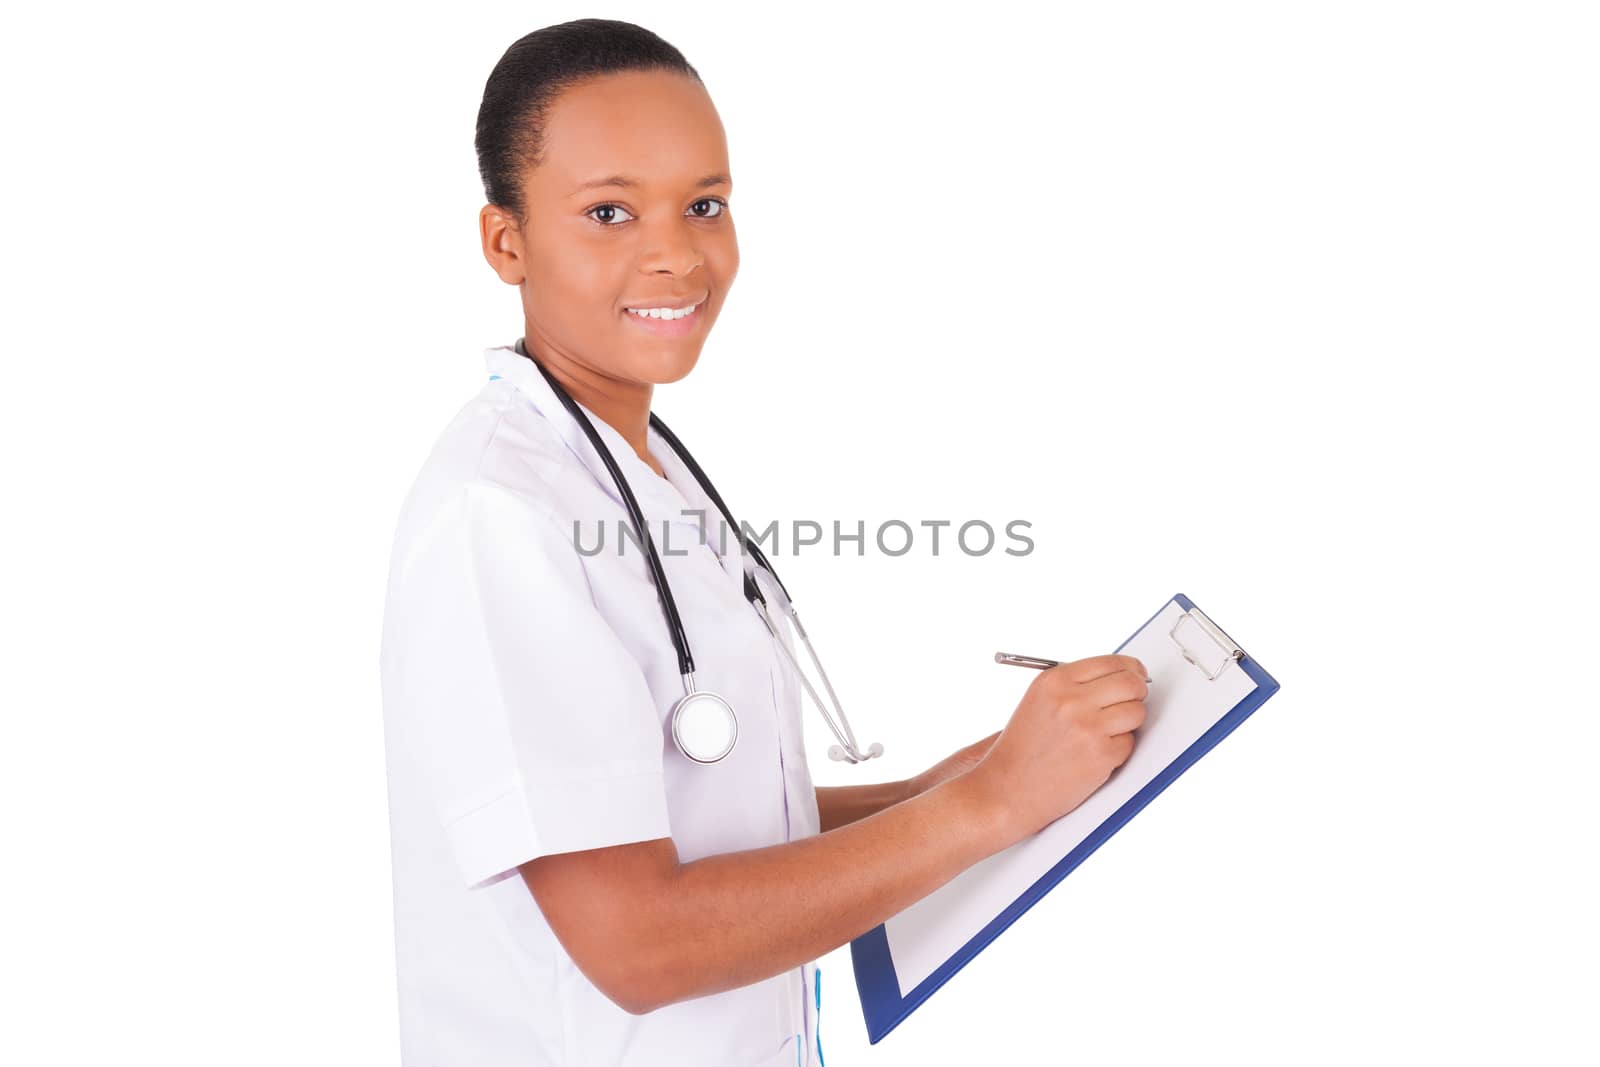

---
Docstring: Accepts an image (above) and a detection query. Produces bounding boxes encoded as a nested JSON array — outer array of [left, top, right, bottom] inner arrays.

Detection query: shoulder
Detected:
[[384, 379, 587, 586]]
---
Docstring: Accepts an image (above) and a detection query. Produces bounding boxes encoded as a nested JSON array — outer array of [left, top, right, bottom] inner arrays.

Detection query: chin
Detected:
[[624, 344, 704, 386]]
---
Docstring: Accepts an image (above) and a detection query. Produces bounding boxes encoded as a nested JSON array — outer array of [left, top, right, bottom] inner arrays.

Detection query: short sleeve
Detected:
[[383, 481, 672, 886]]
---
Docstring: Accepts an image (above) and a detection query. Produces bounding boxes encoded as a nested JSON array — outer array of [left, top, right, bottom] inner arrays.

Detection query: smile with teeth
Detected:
[[624, 299, 703, 320]]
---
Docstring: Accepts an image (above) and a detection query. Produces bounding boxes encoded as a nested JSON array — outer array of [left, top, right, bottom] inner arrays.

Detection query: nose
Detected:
[[638, 217, 704, 277]]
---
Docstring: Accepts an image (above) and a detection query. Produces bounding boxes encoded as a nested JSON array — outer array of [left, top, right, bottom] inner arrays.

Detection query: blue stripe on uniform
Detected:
[[815, 967, 824, 1066]]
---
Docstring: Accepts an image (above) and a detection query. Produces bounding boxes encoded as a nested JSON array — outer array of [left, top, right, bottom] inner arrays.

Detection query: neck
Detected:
[[521, 340, 657, 473]]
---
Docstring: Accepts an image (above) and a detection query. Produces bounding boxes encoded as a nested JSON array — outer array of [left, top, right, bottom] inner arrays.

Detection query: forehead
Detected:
[[530, 70, 730, 197]]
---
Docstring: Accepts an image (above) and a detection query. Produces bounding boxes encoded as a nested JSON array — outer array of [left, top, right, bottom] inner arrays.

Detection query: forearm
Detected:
[[815, 778, 914, 833], [639, 772, 1010, 1012]]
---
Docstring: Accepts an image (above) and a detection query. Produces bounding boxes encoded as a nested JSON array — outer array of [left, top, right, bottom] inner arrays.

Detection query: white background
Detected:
[[4, 2, 1597, 1064]]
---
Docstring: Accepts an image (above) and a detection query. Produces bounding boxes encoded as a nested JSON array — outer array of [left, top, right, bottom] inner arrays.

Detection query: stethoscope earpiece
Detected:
[[828, 741, 885, 764]]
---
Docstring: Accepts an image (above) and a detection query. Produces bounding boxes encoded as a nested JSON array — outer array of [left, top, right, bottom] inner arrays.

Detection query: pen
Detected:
[[995, 651, 1152, 684]]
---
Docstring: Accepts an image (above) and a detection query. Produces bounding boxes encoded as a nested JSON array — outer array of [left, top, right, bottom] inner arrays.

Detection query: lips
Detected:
[[620, 296, 707, 338], [622, 293, 707, 313]]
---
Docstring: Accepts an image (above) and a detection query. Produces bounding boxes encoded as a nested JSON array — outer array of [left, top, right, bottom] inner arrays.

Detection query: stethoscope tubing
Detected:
[[653, 411, 862, 754], [647, 410, 793, 607], [518, 342, 879, 763], [530, 356, 699, 679]]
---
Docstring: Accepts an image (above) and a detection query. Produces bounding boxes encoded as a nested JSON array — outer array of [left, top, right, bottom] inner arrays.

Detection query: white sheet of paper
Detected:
[[882, 600, 1258, 995]]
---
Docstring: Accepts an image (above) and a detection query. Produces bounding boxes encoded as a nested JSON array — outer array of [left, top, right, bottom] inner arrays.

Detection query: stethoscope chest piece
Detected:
[[670, 687, 739, 764]]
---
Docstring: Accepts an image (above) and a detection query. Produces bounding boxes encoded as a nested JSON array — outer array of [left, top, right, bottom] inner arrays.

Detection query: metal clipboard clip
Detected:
[[1169, 605, 1247, 680]]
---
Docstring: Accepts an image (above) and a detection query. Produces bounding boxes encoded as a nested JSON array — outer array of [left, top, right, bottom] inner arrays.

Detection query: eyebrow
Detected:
[[566, 173, 733, 197]]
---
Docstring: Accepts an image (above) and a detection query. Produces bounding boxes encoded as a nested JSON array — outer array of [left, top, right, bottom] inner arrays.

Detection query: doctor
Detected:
[[380, 18, 1150, 1067]]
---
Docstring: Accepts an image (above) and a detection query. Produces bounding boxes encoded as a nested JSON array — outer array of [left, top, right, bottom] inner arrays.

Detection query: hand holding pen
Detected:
[[954, 652, 1152, 848]]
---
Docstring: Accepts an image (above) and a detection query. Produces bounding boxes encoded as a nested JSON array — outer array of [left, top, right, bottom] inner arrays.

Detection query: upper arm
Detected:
[[386, 480, 676, 910], [520, 836, 682, 1014]]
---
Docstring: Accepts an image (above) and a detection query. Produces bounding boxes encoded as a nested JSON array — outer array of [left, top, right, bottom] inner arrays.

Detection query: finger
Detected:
[[1098, 698, 1146, 735], [1058, 654, 1148, 685], [1082, 669, 1148, 709]]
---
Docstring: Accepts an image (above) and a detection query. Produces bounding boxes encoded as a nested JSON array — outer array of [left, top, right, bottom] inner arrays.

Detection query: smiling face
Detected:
[[481, 69, 739, 389]]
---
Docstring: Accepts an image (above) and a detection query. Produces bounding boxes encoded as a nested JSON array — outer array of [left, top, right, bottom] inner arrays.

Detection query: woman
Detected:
[[380, 18, 1148, 1067]]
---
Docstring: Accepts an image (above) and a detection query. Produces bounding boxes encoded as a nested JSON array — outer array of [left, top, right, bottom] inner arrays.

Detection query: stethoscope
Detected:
[[517, 340, 884, 767]]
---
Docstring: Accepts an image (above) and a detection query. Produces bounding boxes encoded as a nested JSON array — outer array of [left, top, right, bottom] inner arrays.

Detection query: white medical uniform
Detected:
[[380, 343, 827, 1067]]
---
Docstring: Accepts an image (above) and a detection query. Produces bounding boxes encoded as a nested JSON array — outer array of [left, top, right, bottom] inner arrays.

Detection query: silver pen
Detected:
[[995, 651, 1151, 684]]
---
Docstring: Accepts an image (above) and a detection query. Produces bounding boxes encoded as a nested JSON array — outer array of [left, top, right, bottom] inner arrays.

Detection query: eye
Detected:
[[584, 197, 729, 227], [586, 203, 636, 226]]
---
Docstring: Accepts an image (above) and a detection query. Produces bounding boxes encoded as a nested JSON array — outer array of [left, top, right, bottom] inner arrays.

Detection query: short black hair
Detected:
[[475, 19, 702, 224]]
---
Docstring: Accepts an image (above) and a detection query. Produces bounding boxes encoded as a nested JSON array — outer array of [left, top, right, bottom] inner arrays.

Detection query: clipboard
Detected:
[[848, 592, 1281, 1043]]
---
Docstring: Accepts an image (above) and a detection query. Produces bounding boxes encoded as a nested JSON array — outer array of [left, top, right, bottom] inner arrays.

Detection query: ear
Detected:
[[480, 203, 527, 285]]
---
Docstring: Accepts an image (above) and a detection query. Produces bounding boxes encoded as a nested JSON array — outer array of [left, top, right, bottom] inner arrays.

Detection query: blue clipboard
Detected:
[[848, 592, 1281, 1043]]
